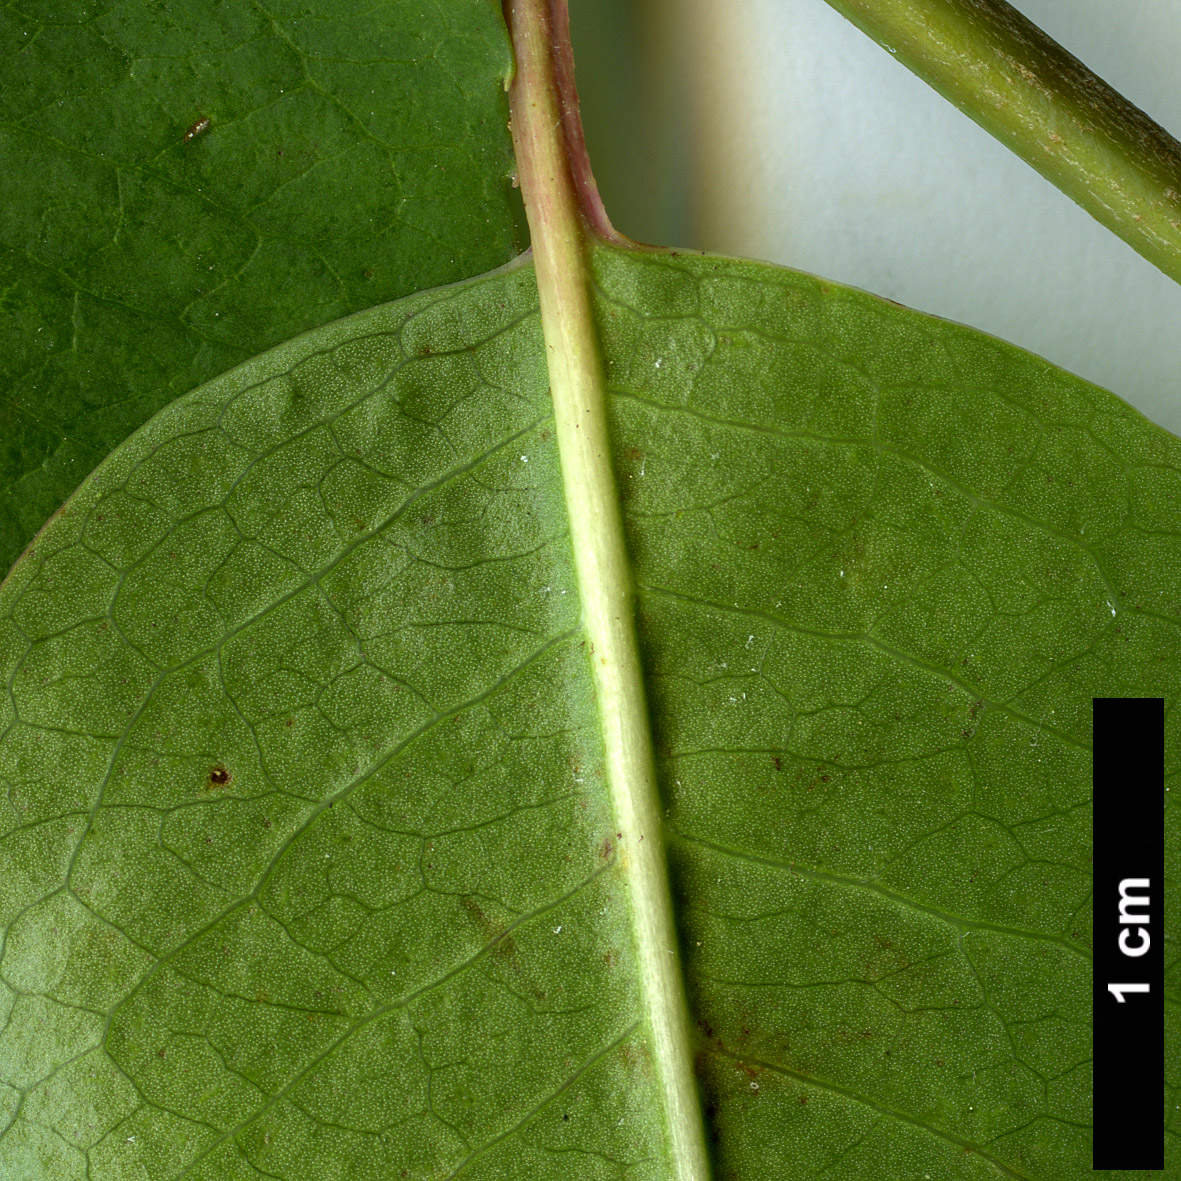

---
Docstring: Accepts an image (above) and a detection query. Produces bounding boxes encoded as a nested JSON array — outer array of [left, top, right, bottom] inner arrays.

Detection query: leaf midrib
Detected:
[[503, 1, 710, 1175]]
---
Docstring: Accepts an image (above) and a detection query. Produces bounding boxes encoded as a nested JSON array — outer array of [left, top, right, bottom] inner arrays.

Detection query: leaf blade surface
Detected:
[[590, 244, 1169, 1178], [1, 245, 1178, 1178], [0, 0, 520, 573]]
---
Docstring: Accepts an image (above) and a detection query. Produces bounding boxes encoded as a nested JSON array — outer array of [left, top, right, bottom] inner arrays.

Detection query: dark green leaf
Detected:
[[0, 0, 520, 573]]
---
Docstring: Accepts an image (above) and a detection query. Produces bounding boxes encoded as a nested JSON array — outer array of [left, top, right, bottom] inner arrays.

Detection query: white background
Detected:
[[574, 0, 1181, 433]]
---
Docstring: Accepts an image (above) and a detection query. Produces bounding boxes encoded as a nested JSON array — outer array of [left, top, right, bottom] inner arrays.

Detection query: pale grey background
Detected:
[[571, 0, 1181, 434]]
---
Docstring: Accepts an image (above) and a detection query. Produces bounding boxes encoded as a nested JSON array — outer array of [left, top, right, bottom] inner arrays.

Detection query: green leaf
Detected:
[[0, 0, 520, 574], [2, 240, 1176, 1177]]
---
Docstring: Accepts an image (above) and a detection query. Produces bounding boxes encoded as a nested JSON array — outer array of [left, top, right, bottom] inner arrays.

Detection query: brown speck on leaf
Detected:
[[772, 756, 782, 771], [208, 765, 231, 788], [182, 116, 211, 142]]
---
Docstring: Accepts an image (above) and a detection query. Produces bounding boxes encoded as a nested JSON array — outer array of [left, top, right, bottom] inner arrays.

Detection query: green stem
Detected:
[[820, 0, 1181, 285], [503, 2, 711, 1177]]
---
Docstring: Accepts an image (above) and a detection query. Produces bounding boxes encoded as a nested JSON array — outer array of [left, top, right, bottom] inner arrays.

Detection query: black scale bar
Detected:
[[1093, 697, 1164, 1171]]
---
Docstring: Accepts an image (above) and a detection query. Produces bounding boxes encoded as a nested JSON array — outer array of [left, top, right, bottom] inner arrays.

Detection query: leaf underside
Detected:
[[0, 244, 1177, 1179], [0, 0, 519, 574]]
